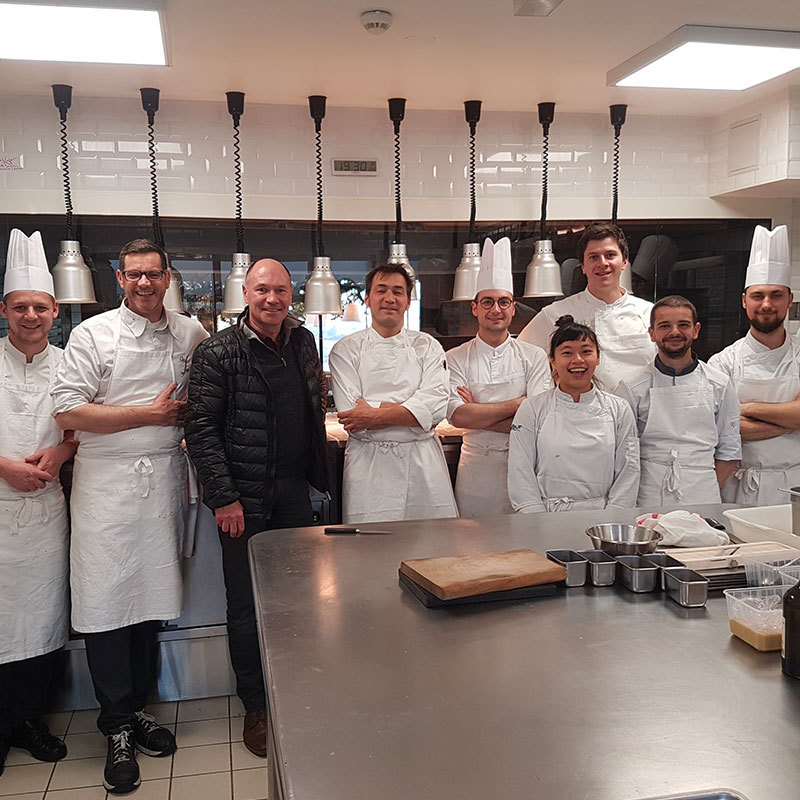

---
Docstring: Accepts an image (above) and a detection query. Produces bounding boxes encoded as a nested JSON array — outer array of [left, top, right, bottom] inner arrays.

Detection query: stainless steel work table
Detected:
[[249, 505, 800, 800]]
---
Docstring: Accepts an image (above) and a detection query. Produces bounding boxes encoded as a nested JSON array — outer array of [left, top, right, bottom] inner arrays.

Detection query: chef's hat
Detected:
[[744, 225, 790, 289], [3, 229, 55, 299], [475, 236, 514, 294]]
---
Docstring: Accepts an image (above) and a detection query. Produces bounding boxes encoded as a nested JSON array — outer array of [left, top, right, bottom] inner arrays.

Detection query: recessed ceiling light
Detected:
[[0, 2, 167, 66], [607, 25, 800, 90]]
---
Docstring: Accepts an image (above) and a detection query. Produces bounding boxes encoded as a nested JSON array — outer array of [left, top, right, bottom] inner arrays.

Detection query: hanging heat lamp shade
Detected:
[[342, 302, 361, 322], [51, 84, 96, 303], [162, 264, 183, 312], [452, 100, 483, 301], [223, 91, 249, 315], [609, 103, 632, 293], [524, 102, 563, 298], [387, 97, 417, 298], [304, 256, 341, 315]]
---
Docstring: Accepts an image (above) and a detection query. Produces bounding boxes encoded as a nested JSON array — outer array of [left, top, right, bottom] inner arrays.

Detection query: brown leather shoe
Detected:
[[242, 710, 268, 758]]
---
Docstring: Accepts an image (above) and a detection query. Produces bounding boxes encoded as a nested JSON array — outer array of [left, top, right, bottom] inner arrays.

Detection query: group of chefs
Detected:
[[0, 219, 798, 793]]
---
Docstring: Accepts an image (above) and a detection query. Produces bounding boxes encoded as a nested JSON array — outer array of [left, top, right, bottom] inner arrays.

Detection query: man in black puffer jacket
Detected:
[[185, 258, 328, 758]]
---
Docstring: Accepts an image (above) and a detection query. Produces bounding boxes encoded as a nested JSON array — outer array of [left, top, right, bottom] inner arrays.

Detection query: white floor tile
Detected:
[[0, 792, 45, 800], [136, 753, 173, 782], [65, 710, 98, 735], [229, 716, 243, 743], [176, 697, 229, 723], [144, 701, 178, 725], [2, 749, 38, 768], [62, 732, 107, 761], [48, 756, 105, 791], [232, 767, 268, 800], [229, 695, 245, 718], [124, 778, 170, 800], [41, 713, 72, 738], [231, 742, 266, 771], [45, 787, 106, 799], [172, 743, 230, 777], [176, 718, 230, 748], [0, 763, 53, 796], [171, 771, 232, 800]]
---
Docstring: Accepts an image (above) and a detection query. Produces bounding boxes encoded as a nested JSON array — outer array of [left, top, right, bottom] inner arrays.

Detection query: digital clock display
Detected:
[[332, 159, 378, 175]]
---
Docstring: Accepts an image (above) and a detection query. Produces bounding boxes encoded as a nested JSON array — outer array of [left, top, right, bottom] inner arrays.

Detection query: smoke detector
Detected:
[[360, 9, 392, 35]]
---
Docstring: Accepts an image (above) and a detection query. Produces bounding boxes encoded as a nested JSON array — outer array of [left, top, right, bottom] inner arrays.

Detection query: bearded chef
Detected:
[[52, 239, 207, 795], [446, 237, 550, 517], [709, 225, 800, 505], [616, 295, 740, 506], [329, 263, 458, 523], [517, 222, 655, 387], [0, 230, 76, 775]]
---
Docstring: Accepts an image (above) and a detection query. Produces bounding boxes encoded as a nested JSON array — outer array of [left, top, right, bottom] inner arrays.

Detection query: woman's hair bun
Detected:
[[555, 314, 575, 327]]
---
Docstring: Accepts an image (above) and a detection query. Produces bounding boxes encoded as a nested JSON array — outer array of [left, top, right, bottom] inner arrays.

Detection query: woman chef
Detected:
[[0, 230, 77, 773], [508, 316, 640, 512]]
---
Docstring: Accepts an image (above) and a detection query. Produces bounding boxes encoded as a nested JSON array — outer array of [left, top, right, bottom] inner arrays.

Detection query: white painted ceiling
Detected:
[[1, 0, 800, 115]]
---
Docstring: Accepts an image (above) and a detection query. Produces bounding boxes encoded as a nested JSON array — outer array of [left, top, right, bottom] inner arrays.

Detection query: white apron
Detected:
[[536, 392, 617, 512], [723, 338, 800, 506], [69, 315, 189, 633], [0, 342, 69, 664], [638, 384, 721, 506], [455, 374, 527, 518], [343, 335, 458, 524]]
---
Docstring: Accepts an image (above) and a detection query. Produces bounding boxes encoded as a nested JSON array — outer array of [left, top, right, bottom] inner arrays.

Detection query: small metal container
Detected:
[[641, 552, 685, 589], [615, 555, 659, 593], [576, 549, 616, 586], [663, 567, 709, 608], [545, 550, 588, 587]]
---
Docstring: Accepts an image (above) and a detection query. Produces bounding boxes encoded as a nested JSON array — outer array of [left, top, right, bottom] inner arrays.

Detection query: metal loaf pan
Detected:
[[663, 567, 709, 608], [615, 555, 659, 593], [641, 552, 685, 589], [545, 550, 587, 587], [575, 549, 616, 586]]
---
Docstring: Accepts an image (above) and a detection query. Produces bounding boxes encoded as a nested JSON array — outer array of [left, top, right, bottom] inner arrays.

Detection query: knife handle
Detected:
[[324, 526, 359, 535]]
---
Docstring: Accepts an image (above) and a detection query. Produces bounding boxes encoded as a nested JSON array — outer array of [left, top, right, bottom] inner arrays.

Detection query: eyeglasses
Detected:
[[122, 270, 167, 282], [477, 297, 513, 310]]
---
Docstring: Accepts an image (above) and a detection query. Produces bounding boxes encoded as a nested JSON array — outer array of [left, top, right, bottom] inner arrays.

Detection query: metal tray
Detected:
[[615, 555, 659, 593], [663, 567, 709, 608], [576, 549, 616, 586], [545, 549, 587, 587]]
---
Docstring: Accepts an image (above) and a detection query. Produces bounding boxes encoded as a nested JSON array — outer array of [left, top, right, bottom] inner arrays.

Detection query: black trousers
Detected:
[[83, 620, 160, 735], [0, 650, 59, 740], [219, 477, 313, 712]]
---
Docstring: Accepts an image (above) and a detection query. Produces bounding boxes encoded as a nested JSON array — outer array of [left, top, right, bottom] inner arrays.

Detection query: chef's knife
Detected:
[[324, 526, 392, 535]]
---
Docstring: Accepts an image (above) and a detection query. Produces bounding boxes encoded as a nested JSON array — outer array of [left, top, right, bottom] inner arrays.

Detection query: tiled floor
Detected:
[[0, 695, 267, 799]]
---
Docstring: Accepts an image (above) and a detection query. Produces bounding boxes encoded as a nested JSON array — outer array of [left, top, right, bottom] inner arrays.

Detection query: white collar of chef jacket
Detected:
[[583, 286, 631, 309], [1, 336, 53, 366], [120, 300, 171, 337], [474, 332, 512, 356]]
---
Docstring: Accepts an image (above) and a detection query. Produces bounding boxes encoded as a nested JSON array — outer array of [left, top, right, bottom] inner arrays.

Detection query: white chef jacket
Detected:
[[508, 386, 640, 513], [329, 326, 457, 523], [517, 288, 655, 388], [709, 331, 800, 504], [617, 359, 741, 457]]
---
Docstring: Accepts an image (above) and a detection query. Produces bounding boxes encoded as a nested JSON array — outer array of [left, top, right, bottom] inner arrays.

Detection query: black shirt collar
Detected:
[[654, 353, 699, 377]]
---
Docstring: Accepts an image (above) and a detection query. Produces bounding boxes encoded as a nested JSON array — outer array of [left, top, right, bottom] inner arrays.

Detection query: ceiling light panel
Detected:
[[608, 25, 800, 91], [0, 2, 166, 65]]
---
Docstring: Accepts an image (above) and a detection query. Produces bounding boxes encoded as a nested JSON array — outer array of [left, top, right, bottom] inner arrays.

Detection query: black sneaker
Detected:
[[132, 711, 176, 757], [9, 719, 67, 762], [103, 725, 140, 795]]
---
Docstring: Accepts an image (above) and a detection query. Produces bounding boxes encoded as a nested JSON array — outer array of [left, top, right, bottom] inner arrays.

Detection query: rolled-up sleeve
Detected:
[[606, 399, 640, 509], [51, 324, 103, 415], [401, 339, 449, 432], [507, 398, 546, 513], [715, 377, 742, 461]]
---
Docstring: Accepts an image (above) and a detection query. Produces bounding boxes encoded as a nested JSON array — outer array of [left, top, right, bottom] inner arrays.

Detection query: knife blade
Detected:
[[324, 526, 392, 535]]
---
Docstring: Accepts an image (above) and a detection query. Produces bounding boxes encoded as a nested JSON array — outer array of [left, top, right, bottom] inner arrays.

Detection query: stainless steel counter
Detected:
[[249, 506, 800, 800]]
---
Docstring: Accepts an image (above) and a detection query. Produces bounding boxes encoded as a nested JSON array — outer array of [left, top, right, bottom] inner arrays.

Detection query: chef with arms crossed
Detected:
[[52, 239, 207, 795], [446, 237, 550, 517], [616, 295, 740, 506], [517, 222, 655, 388], [508, 315, 640, 513], [329, 263, 457, 523], [0, 230, 76, 775], [709, 224, 800, 505]]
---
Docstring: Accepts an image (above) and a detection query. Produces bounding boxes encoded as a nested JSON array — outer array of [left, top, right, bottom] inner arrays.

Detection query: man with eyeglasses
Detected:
[[52, 239, 208, 795], [446, 238, 550, 517]]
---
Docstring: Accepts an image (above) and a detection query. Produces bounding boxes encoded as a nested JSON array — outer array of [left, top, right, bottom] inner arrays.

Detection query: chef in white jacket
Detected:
[[709, 225, 800, 505], [508, 315, 640, 512], [329, 263, 457, 523], [517, 222, 654, 387], [52, 239, 207, 794], [0, 230, 76, 774], [616, 295, 740, 506], [446, 237, 550, 517]]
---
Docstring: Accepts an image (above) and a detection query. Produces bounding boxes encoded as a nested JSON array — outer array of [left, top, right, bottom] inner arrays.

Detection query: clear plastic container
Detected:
[[740, 550, 800, 587], [778, 564, 800, 586], [723, 585, 790, 651]]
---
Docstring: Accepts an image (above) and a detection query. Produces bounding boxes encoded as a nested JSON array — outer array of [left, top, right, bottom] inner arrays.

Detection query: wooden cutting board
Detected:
[[399, 549, 567, 601]]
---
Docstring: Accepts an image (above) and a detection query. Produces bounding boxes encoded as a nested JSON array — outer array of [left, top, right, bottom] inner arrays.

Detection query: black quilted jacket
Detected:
[[185, 311, 328, 517]]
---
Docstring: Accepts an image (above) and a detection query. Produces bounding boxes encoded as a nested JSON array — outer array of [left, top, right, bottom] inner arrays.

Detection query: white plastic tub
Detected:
[[723, 505, 800, 548]]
